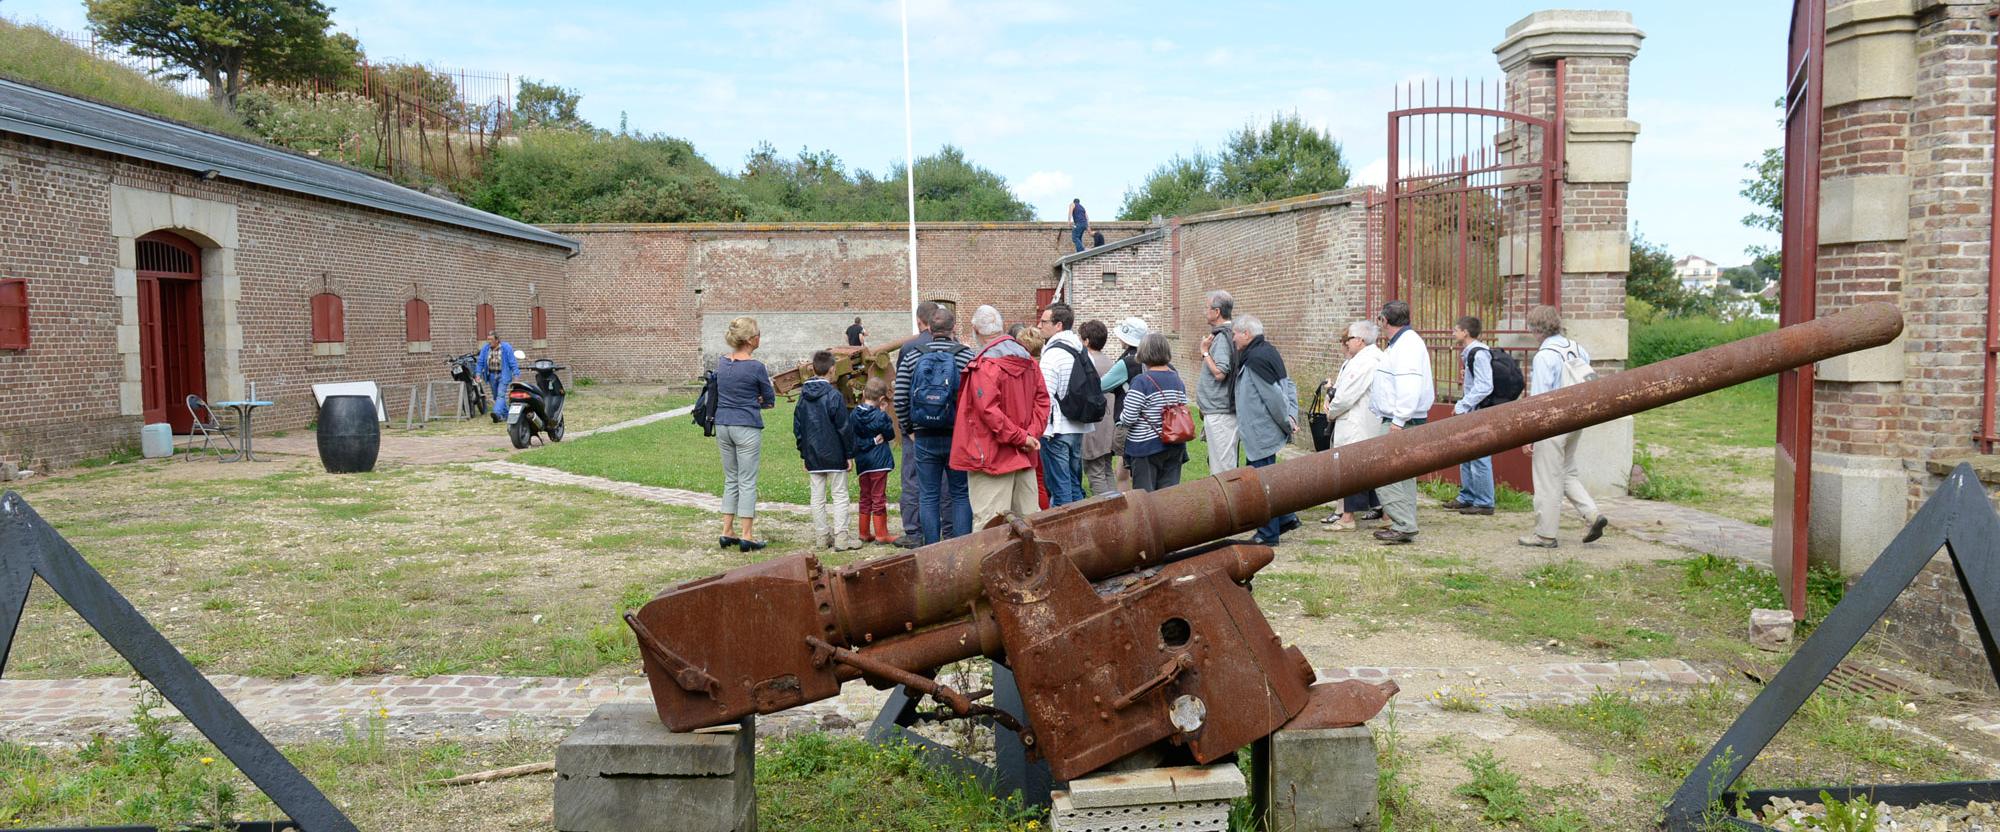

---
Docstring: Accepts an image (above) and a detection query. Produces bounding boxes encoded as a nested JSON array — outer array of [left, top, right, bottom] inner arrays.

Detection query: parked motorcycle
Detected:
[[447, 352, 491, 420], [505, 352, 567, 449]]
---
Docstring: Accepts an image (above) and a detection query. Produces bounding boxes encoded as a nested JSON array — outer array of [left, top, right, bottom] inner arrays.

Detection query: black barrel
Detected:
[[316, 395, 380, 474]]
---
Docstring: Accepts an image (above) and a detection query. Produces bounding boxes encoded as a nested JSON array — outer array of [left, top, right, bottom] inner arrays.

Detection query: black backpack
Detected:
[[1469, 347, 1524, 408], [692, 370, 720, 436], [1049, 342, 1108, 424]]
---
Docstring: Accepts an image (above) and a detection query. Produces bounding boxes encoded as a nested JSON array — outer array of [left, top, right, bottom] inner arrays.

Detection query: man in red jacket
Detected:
[[951, 304, 1051, 530]]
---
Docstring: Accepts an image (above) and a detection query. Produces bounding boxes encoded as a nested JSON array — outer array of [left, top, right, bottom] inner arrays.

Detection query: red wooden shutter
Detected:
[[476, 303, 495, 339], [311, 293, 345, 343], [532, 306, 547, 341], [406, 298, 431, 342], [0, 279, 28, 349]]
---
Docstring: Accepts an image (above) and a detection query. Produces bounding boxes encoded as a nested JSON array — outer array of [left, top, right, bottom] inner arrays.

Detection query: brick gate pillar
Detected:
[[1496, 10, 1644, 495]]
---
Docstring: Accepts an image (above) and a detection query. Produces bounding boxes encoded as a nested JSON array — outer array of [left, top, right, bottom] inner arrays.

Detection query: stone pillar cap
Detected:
[[1495, 10, 1645, 72]]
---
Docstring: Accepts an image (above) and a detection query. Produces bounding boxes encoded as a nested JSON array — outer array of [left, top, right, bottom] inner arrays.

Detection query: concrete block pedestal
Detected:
[[1052, 762, 1246, 832], [555, 703, 755, 832], [1257, 725, 1378, 832]]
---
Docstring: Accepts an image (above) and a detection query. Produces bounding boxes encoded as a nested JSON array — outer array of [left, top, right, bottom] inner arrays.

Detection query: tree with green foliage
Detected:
[[253, 28, 358, 87], [515, 77, 587, 130], [1720, 264, 1765, 294], [1216, 112, 1350, 203], [1118, 113, 1350, 220], [893, 145, 1034, 221], [1628, 234, 1695, 315], [1117, 152, 1225, 221], [85, 0, 342, 107], [468, 129, 753, 224]]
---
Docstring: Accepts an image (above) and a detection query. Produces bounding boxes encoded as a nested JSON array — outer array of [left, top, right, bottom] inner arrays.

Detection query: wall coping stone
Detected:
[[1494, 10, 1645, 72], [1173, 187, 1373, 227], [1926, 455, 2000, 485], [541, 220, 1151, 234]]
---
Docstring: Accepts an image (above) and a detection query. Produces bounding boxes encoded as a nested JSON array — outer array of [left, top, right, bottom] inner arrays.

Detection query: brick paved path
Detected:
[[0, 659, 1713, 746], [1599, 495, 1771, 567]]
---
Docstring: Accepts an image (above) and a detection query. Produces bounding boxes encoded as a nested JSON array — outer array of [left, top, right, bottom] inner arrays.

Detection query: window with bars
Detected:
[[406, 298, 431, 343], [0, 279, 28, 349], [310, 293, 345, 343]]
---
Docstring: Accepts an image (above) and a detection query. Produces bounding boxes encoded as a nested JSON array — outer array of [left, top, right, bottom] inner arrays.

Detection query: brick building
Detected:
[[0, 78, 577, 470], [1778, 0, 2000, 688]]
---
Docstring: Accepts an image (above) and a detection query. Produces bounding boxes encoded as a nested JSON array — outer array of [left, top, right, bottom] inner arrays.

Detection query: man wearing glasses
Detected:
[[1196, 291, 1240, 473]]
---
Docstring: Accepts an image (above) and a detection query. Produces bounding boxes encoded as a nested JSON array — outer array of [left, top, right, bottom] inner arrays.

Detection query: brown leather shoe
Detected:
[[1373, 528, 1416, 545], [1458, 505, 1495, 516]]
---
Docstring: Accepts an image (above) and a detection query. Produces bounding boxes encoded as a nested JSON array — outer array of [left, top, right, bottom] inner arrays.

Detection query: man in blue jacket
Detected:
[[477, 330, 517, 422]]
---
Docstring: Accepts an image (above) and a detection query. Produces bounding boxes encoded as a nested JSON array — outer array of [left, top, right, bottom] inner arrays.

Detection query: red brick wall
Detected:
[[0, 134, 572, 470], [551, 222, 1146, 381], [1063, 232, 1172, 337]]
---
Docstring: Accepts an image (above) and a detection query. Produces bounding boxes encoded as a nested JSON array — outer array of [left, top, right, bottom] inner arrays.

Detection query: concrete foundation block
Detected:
[[1577, 416, 1634, 497], [555, 704, 754, 832], [1259, 725, 1378, 832], [1053, 762, 1244, 832], [1808, 452, 1907, 576]]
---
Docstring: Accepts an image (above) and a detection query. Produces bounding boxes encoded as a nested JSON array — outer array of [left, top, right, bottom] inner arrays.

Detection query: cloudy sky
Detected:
[[13, 0, 1787, 264]]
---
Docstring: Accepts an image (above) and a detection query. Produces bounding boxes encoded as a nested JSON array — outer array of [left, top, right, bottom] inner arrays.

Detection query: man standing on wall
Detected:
[[1037, 302, 1097, 506], [1369, 301, 1434, 545], [952, 305, 1049, 528], [1446, 316, 1498, 516], [890, 300, 940, 547], [1068, 198, 1089, 253], [477, 330, 517, 423], [1197, 291, 1239, 473]]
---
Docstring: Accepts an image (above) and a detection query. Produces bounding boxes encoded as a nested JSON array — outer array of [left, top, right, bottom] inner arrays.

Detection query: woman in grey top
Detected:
[[715, 316, 777, 553]]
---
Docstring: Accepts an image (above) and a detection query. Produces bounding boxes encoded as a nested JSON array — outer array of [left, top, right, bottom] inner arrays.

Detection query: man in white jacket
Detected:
[[1368, 300, 1435, 544], [1037, 302, 1095, 506]]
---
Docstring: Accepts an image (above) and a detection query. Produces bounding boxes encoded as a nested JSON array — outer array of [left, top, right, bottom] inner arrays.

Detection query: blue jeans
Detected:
[[913, 434, 970, 544], [1041, 433, 1084, 506], [1247, 455, 1298, 542], [483, 373, 509, 417], [1071, 227, 1085, 252], [1459, 455, 1496, 508]]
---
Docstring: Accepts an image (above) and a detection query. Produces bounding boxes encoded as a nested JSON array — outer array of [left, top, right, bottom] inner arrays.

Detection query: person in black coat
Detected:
[[794, 351, 859, 551], [849, 377, 897, 544]]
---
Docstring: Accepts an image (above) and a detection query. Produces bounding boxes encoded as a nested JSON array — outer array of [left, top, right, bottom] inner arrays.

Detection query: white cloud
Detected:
[[1354, 158, 1387, 188], [1018, 170, 1075, 202]]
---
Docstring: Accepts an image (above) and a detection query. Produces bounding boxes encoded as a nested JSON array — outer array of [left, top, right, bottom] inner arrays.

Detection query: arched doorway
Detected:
[[136, 231, 206, 434]]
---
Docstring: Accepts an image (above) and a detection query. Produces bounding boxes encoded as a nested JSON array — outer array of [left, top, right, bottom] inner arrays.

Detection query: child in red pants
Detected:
[[849, 378, 897, 544]]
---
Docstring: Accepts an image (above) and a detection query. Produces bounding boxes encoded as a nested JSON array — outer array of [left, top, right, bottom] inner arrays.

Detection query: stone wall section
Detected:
[[552, 223, 1147, 381], [0, 135, 571, 470]]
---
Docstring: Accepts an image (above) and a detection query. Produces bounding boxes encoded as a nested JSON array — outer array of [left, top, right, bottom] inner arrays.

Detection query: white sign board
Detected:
[[312, 382, 386, 422]]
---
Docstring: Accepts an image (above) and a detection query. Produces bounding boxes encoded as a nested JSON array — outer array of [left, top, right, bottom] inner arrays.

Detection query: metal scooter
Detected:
[[447, 352, 490, 420], [506, 352, 567, 448]]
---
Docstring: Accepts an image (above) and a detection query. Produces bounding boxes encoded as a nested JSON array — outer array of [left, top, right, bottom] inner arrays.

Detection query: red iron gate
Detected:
[[1774, 0, 1825, 619], [1379, 75, 1563, 401], [1372, 75, 1565, 492]]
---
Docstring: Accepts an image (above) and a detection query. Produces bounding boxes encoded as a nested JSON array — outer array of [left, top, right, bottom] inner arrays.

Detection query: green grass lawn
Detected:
[[515, 397, 1222, 506], [1631, 377, 1778, 524]]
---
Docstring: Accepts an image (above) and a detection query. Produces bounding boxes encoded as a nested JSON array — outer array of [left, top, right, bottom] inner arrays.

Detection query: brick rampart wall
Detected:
[[0, 134, 571, 469], [551, 222, 1146, 381]]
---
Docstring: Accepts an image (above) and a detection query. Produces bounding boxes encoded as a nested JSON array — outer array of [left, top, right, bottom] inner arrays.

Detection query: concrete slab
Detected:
[[1261, 725, 1378, 832], [554, 704, 755, 831]]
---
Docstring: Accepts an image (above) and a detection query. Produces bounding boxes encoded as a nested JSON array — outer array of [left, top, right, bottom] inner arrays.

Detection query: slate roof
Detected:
[[0, 77, 578, 254]]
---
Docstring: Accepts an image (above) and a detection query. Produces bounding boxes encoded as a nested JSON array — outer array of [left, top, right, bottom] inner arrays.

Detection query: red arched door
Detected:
[[136, 231, 206, 434]]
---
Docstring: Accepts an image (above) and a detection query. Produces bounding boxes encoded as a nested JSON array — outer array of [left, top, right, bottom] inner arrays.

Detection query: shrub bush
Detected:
[[1628, 314, 1777, 368], [0, 19, 248, 136], [237, 87, 378, 159]]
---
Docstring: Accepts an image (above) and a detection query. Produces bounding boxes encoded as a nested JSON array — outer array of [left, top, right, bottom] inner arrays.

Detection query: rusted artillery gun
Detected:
[[629, 303, 1904, 781], [769, 333, 921, 406]]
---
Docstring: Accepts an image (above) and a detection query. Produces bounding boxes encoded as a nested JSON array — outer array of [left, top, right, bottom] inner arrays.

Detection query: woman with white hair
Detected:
[[1319, 320, 1387, 530]]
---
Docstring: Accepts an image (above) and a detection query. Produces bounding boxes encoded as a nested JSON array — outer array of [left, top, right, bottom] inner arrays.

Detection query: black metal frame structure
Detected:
[[865, 660, 1055, 809], [0, 491, 356, 832], [1664, 464, 2000, 829]]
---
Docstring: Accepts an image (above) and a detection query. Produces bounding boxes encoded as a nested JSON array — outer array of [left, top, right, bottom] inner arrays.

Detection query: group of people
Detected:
[[706, 292, 1610, 554], [1315, 301, 1609, 548]]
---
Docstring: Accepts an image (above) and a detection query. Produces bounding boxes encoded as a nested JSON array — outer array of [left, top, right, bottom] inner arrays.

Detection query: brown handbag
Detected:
[[1144, 372, 1196, 444]]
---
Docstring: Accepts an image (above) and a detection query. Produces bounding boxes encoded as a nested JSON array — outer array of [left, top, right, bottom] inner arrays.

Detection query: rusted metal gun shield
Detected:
[[983, 539, 1312, 780], [1285, 680, 1401, 730], [633, 555, 842, 731]]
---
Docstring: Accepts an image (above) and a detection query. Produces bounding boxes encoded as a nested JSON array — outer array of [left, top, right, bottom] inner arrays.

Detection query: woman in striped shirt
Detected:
[[1119, 332, 1190, 491]]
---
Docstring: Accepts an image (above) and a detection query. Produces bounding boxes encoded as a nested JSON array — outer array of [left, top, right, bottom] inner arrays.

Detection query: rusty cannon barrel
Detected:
[[633, 302, 1904, 731]]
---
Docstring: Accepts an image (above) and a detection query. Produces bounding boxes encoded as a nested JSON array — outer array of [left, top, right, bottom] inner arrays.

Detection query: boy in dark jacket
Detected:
[[794, 351, 860, 551], [849, 377, 897, 545]]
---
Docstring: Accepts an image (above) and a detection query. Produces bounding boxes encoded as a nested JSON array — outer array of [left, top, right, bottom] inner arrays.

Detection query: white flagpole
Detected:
[[900, 0, 919, 334]]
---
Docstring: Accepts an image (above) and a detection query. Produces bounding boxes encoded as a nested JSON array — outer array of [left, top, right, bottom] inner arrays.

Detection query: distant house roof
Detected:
[[0, 78, 579, 254], [1674, 255, 1717, 269]]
